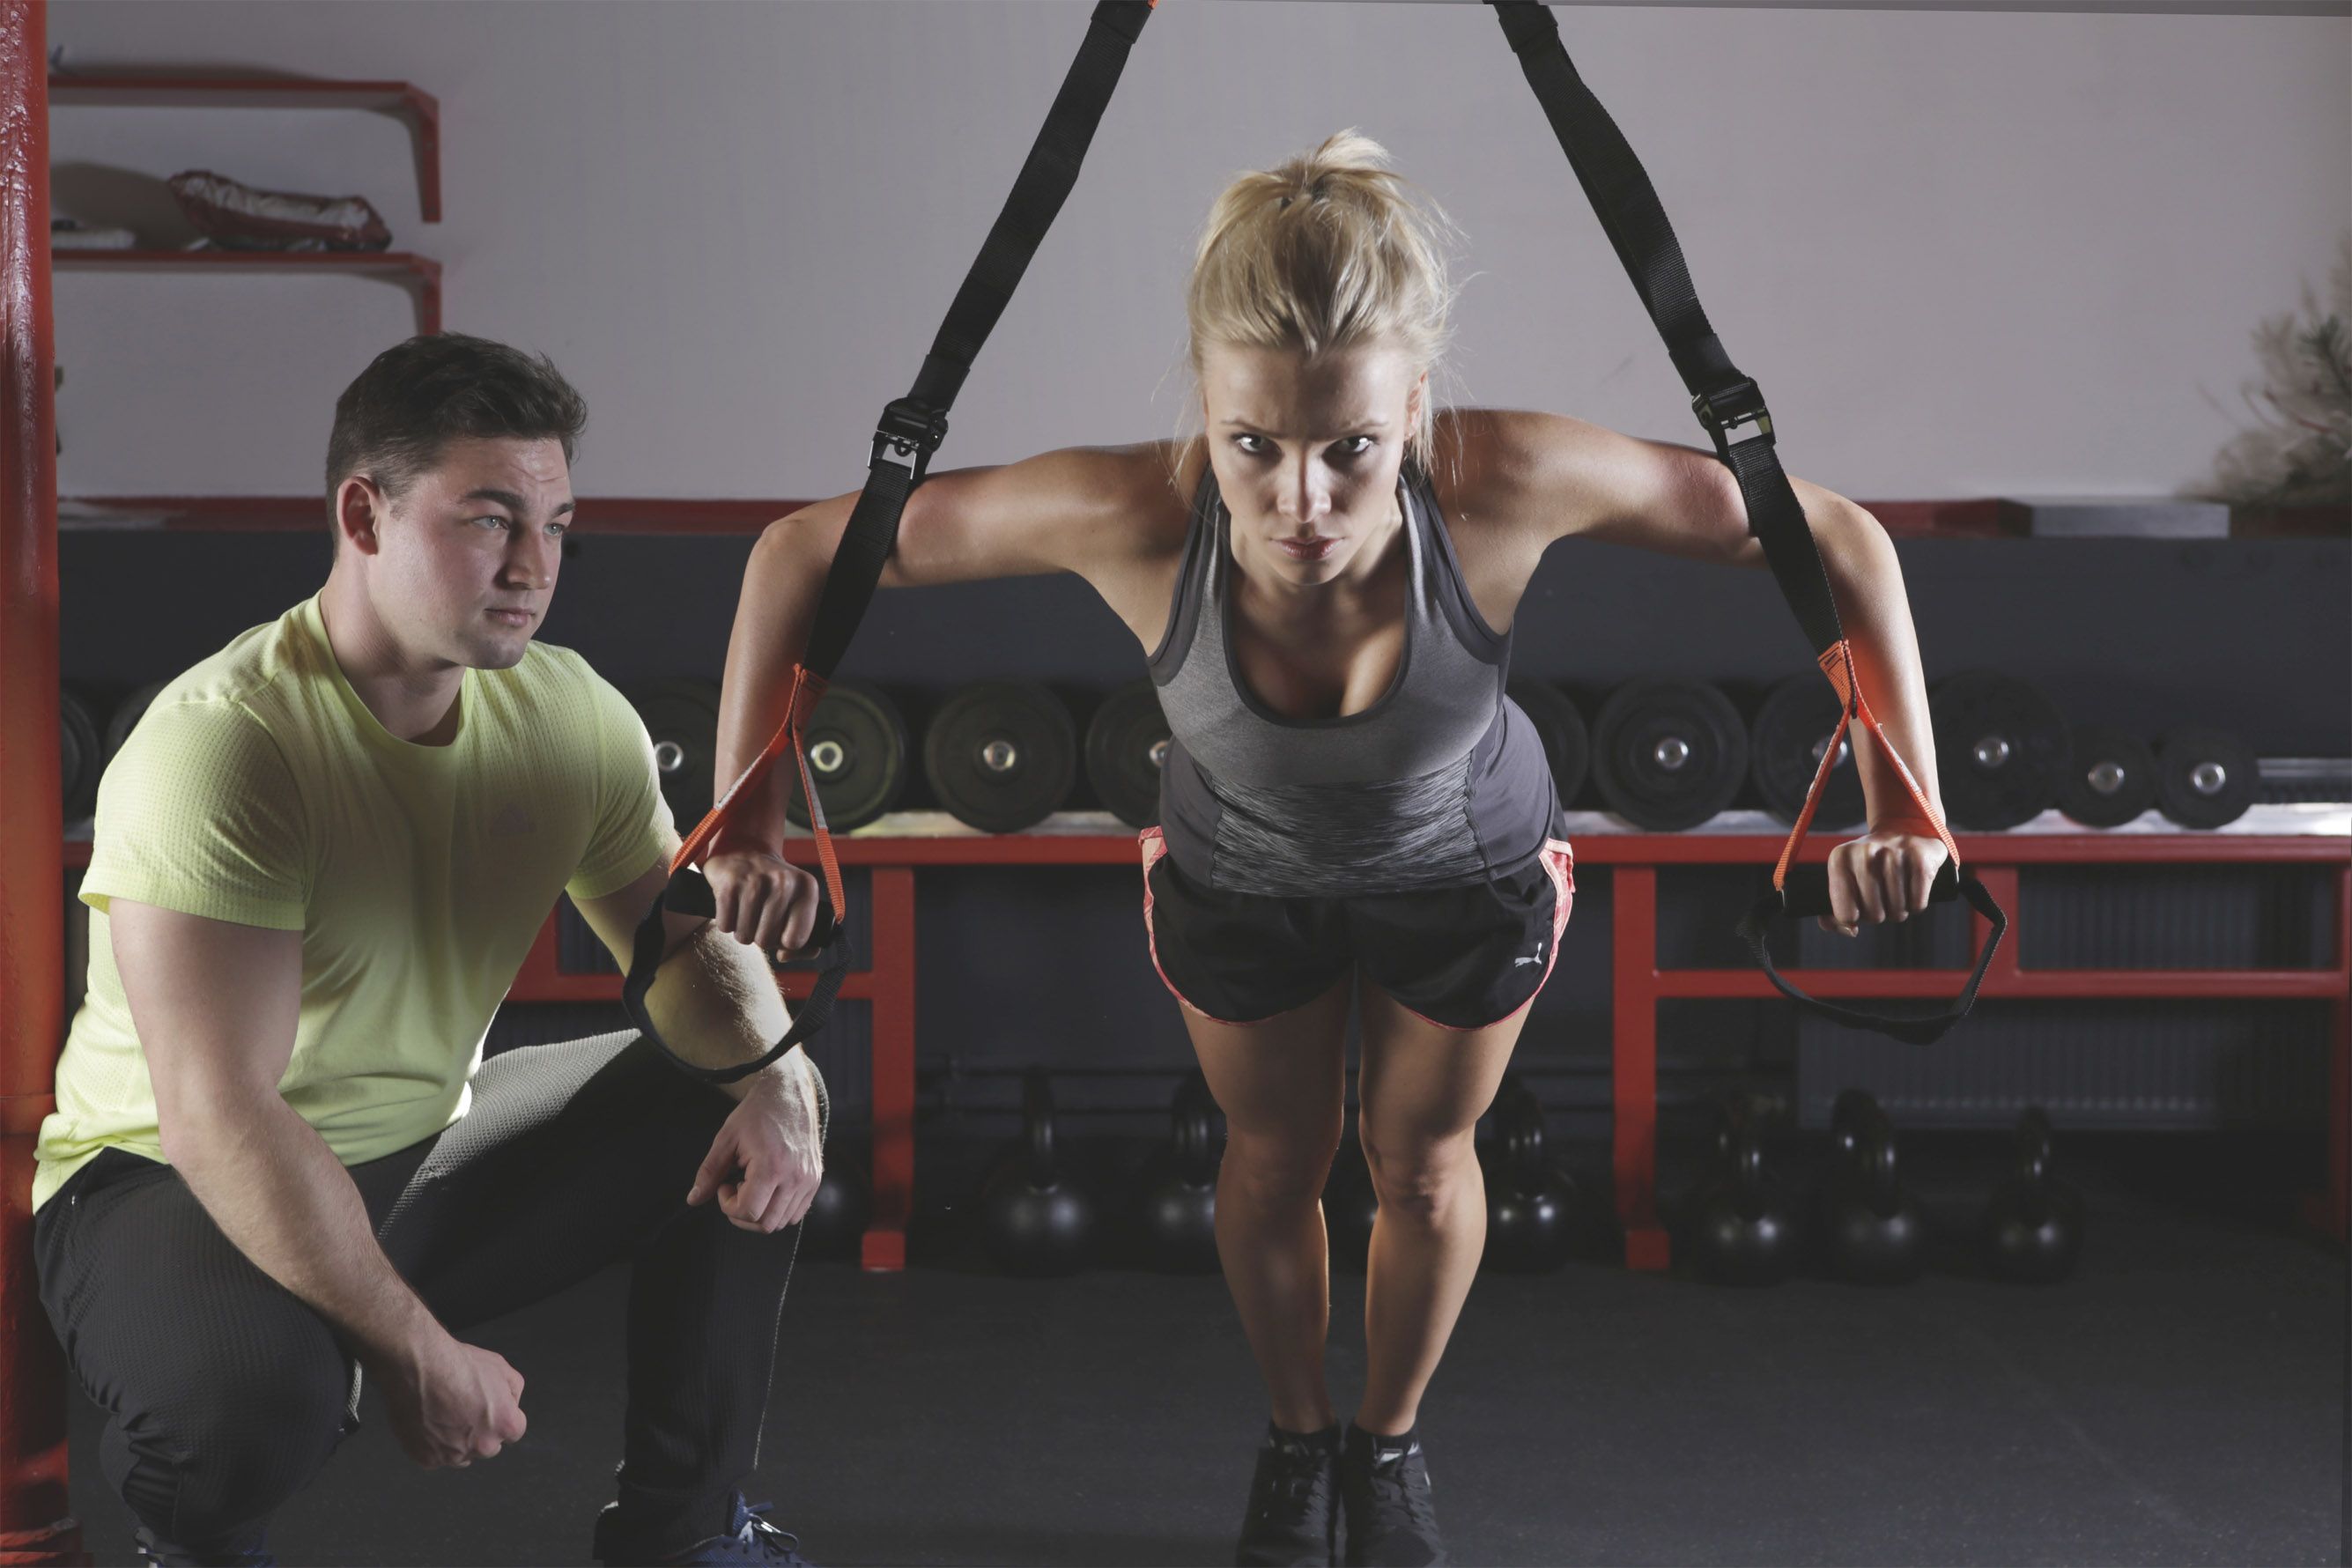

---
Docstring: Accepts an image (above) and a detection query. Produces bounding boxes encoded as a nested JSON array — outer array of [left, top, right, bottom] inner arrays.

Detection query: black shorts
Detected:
[[1138, 826, 1576, 1031]]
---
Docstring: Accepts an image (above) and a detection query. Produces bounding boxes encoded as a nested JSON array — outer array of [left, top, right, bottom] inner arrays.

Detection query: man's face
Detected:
[[354, 436, 573, 672]]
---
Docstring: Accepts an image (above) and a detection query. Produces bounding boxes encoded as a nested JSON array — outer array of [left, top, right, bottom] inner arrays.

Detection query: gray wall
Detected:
[[49, 1, 2351, 1146], [48, 0, 2352, 499]]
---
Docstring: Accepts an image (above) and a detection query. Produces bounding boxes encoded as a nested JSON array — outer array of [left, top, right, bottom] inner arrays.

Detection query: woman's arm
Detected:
[[699, 444, 1182, 955], [1479, 409, 1949, 928], [710, 443, 1178, 855]]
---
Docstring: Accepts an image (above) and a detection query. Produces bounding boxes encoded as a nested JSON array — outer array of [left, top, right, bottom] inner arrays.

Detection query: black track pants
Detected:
[[34, 1029, 825, 1557]]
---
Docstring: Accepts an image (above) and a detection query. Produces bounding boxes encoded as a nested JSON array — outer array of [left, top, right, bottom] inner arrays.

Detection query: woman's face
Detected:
[[1198, 341, 1425, 588]]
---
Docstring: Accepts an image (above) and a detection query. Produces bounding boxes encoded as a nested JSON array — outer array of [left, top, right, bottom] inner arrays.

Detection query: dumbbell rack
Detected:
[[68, 812, 2346, 1273]]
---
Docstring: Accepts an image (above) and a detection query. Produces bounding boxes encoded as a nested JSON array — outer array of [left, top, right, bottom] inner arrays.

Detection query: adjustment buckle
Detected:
[[870, 397, 950, 484], [1691, 380, 1773, 463]]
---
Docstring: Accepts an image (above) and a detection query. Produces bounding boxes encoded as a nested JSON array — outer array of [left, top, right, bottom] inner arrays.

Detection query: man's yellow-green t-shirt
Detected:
[[33, 594, 675, 1211]]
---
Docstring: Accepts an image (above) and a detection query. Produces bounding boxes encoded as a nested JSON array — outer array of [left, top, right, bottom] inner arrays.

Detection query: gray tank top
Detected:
[[1146, 457, 1564, 897]]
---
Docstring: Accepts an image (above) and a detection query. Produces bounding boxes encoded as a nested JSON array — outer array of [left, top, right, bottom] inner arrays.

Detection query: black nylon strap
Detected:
[[624, 1, 1152, 1084], [624, 866, 853, 1086], [1736, 870, 2007, 1047], [1490, 0, 2001, 1041], [1490, 0, 1845, 660], [806, 0, 1153, 682]]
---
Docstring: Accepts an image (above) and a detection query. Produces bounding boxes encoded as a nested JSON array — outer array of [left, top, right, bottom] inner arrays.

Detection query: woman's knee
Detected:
[[1220, 1125, 1342, 1212], [1358, 1128, 1482, 1224]]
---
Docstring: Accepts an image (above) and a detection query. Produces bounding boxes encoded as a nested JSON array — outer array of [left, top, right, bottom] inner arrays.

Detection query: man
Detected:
[[32, 334, 832, 1568]]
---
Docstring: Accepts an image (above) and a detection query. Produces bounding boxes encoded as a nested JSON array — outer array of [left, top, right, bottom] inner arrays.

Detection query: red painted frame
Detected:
[[60, 496, 2030, 539], [447, 827, 2352, 1275]]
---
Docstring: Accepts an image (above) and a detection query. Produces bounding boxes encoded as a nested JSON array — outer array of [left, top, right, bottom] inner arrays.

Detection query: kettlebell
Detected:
[[980, 1069, 1094, 1277], [1687, 1095, 1799, 1286], [799, 1142, 870, 1261], [1980, 1106, 2084, 1283], [1820, 1089, 1927, 1285], [1137, 1071, 1222, 1274], [1480, 1076, 1578, 1274]]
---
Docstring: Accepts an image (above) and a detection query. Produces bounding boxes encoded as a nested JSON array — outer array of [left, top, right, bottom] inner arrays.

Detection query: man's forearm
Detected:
[[166, 1091, 441, 1369], [646, 921, 810, 1104]]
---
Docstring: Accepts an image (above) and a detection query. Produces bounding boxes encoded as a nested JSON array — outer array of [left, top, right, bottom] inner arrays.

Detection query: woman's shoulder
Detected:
[[1424, 406, 1628, 536]]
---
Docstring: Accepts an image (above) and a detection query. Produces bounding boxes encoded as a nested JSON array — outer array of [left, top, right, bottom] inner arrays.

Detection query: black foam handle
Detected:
[[1779, 857, 1961, 921]]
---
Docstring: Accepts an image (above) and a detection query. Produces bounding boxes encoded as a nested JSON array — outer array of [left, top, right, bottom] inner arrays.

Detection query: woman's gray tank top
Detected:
[[1145, 458, 1564, 898]]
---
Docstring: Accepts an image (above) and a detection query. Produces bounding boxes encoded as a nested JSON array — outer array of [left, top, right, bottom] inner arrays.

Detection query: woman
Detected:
[[705, 131, 1950, 1568]]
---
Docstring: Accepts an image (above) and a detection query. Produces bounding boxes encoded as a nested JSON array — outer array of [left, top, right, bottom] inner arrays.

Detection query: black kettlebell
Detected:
[[1820, 1089, 1927, 1285], [1322, 1127, 1380, 1274], [1137, 1071, 1222, 1274], [1980, 1106, 2084, 1284], [799, 1142, 870, 1261], [1481, 1076, 1578, 1274], [980, 1069, 1094, 1277], [1687, 1096, 1799, 1286]]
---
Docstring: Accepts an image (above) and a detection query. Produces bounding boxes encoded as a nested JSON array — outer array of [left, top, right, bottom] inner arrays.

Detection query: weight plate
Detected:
[[61, 688, 100, 821], [785, 677, 910, 832], [923, 680, 1078, 834], [1928, 670, 2070, 831], [1748, 674, 1865, 830], [1507, 679, 1591, 812], [2057, 723, 2157, 828], [1589, 676, 1748, 831], [626, 677, 722, 831], [2153, 726, 2256, 830], [103, 679, 169, 763], [1084, 678, 1172, 830]]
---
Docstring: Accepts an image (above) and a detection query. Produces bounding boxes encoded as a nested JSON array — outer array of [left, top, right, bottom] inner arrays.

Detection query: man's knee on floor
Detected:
[[126, 1359, 352, 1539]]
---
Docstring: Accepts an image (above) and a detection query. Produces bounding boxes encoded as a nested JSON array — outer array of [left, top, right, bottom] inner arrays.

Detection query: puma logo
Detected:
[[1514, 941, 1545, 968]]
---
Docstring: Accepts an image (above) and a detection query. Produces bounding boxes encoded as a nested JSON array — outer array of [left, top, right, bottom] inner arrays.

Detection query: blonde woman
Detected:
[[706, 131, 1949, 1568]]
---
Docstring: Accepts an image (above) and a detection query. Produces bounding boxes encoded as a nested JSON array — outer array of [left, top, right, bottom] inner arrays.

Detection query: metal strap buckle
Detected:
[[1691, 381, 1774, 463], [870, 398, 950, 484]]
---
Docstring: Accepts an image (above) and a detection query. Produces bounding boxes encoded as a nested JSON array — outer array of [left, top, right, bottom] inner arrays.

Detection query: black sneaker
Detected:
[[1339, 1424, 1447, 1568], [593, 1493, 816, 1566], [133, 1524, 275, 1567], [1235, 1422, 1342, 1567]]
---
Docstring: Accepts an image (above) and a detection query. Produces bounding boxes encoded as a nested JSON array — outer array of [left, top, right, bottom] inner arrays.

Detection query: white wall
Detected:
[[46, 0, 2351, 501]]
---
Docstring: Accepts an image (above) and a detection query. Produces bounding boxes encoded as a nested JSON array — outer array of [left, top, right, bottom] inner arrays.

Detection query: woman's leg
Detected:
[[1181, 971, 1355, 1435], [1351, 984, 1528, 1437]]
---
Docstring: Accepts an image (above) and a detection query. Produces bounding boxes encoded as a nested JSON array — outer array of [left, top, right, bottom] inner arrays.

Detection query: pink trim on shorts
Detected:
[[1388, 838, 1578, 1033], [1137, 826, 1256, 1026]]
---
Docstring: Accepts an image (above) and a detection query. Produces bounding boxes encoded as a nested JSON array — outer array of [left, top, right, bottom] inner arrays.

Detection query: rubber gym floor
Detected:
[[57, 1132, 2343, 1567]]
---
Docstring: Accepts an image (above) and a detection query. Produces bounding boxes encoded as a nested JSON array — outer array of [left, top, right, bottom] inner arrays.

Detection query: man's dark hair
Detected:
[[326, 333, 588, 507]]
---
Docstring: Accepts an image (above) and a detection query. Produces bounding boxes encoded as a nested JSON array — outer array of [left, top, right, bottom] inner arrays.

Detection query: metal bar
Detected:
[[1364, 1, 2346, 13], [862, 869, 917, 1272], [0, 0, 78, 1557], [1611, 868, 1672, 1269], [1656, 969, 2349, 999]]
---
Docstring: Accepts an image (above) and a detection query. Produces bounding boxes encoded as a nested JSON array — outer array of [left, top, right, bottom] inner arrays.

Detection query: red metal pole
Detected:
[[1611, 868, 1670, 1270], [861, 869, 915, 1272], [0, 2, 79, 1562]]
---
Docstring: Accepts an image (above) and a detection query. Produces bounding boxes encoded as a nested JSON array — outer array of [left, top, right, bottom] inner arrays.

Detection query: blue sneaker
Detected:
[[593, 1492, 815, 1566]]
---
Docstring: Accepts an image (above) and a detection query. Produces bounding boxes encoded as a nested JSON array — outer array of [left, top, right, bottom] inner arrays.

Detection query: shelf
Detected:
[[58, 494, 801, 534], [52, 249, 442, 333], [59, 807, 2349, 874], [48, 492, 2344, 539], [49, 73, 441, 222]]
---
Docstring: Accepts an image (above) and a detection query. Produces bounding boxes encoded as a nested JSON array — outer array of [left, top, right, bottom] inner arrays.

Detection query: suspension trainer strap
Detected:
[[625, 0, 1158, 1082], [1490, 0, 1998, 1042]]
